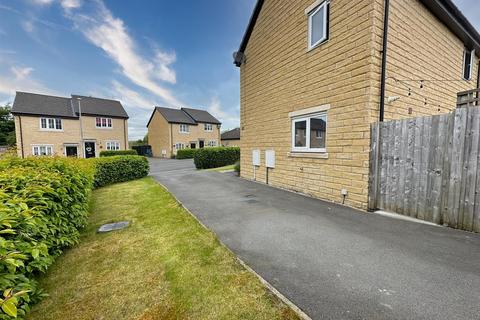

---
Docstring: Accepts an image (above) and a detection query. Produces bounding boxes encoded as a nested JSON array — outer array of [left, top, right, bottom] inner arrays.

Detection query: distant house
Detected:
[[12, 91, 129, 158], [221, 128, 240, 147], [147, 107, 221, 158], [234, 0, 480, 210]]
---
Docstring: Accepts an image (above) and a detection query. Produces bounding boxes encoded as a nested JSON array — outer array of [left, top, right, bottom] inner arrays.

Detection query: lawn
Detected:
[[28, 177, 299, 320], [205, 164, 235, 172]]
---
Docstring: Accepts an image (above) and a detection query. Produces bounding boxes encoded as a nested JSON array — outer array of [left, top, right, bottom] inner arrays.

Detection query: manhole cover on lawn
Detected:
[[97, 221, 130, 233]]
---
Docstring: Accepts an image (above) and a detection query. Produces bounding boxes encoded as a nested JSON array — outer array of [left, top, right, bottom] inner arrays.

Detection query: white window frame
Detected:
[[39, 117, 63, 131], [307, 0, 330, 50], [291, 112, 327, 153], [174, 143, 185, 150], [32, 144, 54, 156], [179, 124, 190, 133], [463, 49, 475, 80], [105, 141, 120, 151], [204, 123, 213, 132], [207, 140, 217, 147], [96, 117, 113, 129]]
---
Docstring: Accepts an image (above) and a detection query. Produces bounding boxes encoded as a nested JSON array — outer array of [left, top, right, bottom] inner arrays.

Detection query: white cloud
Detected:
[[0, 64, 57, 98], [30, 0, 55, 5], [21, 20, 35, 33], [207, 96, 239, 129], [60, 0, 82, 10], [63, 0, 182, 107], [110, 80, 156, 110]]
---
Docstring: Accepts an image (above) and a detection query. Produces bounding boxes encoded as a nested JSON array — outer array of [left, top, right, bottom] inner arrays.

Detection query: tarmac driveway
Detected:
[[149, 158, 480, 320]]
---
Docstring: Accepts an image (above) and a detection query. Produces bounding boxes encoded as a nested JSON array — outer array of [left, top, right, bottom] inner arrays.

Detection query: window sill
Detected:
[[288, 152, 329, 159], [306, 38, 329, 53]]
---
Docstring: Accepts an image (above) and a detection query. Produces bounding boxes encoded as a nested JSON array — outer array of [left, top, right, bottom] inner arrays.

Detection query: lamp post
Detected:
[[77, 97, 84, 156]]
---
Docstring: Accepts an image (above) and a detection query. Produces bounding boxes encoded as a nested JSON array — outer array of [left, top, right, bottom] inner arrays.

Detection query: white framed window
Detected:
[[40, 117, 62, 130], [96, 117, 113, 128], [179, 124, 190, 133], [463, 49, 475, 80], [207, 140, 217, 147], [292, 113, 327, 152], [204, 123, 213, 131], [307, 0, 330, 50], [32, 145, 53, 156], [106, 141, 120, 151], [175, 143, 185, 150]]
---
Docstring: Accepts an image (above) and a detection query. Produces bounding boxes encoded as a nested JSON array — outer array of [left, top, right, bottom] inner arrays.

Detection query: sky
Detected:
[[0, 0, 478, 140]]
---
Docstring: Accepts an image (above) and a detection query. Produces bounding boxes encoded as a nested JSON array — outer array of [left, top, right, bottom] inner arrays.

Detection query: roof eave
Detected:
[[234, 0, 264, 67]]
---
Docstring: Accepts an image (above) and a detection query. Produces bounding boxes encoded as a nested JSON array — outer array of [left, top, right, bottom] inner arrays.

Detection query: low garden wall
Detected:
[[0, 155, 149, 318]]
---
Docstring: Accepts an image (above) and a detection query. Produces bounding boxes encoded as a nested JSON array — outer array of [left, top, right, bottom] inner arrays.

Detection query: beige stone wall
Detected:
[[378, 0, 479, 120], [148, 111, 172, 158], [240, 0, 378, 210], [221, 139, 240, 147], [171, 123, 221, 155], [15, 115, 128, 158], [239, 0, 479, 210]]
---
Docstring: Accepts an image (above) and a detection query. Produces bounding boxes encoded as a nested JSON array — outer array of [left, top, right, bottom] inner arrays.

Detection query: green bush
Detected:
[[93, 155, 149, 188], [99, 150, 137, 157], [194, 147, 240, 169], [234, 161, 240, 174], [176, 149, 198, 159], [0, 157, 94, 319]]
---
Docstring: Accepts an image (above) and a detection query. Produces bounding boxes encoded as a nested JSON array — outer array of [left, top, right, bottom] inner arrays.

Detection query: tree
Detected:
[[0, 104, 15, 146]]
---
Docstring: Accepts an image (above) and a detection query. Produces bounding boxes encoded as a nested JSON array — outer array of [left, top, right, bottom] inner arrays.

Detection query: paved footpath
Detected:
[[150, 158, 480, 320]]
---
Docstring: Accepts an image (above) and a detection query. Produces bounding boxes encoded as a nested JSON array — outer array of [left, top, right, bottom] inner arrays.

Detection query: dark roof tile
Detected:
[[221, 128, 240, 140]]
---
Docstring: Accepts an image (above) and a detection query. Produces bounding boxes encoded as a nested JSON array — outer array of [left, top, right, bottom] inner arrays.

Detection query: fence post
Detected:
[[368, 122, 380, 211]]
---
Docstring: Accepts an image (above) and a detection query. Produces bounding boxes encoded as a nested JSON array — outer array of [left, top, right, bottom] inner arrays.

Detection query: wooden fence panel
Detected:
[[369, 107, 480, 233]]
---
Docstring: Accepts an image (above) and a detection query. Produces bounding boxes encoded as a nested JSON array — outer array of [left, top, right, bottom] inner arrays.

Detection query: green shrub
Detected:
[[99, 150, 137, 157], [0, 157, 94, 318], [176, 149, 198, 159], [93, 155, 149, 188], [194, 147, 240, 169]]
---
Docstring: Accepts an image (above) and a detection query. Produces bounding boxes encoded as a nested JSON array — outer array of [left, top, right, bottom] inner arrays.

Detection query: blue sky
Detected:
[[0, 0, 478, 139]]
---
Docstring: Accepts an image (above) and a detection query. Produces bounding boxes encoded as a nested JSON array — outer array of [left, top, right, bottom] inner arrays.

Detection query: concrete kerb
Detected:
[[154, 180, 313, 320]]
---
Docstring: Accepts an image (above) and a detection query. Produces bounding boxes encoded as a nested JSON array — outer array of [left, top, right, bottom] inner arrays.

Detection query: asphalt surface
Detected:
[[149, 158, 480, 320]]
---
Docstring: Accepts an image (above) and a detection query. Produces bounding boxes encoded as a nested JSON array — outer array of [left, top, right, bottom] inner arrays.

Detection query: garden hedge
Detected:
[[175, 149, 198, 159], [93, 155, 149, 188], [99, 150, 138, 157], [193, 147, 240, 169], [0, 155, 149, 318], [0, 157, 94, 319]]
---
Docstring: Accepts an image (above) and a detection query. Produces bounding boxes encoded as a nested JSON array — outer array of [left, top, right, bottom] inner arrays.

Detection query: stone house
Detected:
[[234, 0, 480, 210], [12, 91, 129, 158], [147, 107, 221, 158], [221, 128, 241, 147]]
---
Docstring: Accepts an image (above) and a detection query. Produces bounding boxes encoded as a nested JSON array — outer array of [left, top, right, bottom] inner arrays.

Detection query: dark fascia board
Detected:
[[11, 112, 78, 119], [234, 0, 480, 67], [146, 108, 157, 128], [234, 0, 264, 67], [75, 113, 129, 120], [420, 0, 480, 56]]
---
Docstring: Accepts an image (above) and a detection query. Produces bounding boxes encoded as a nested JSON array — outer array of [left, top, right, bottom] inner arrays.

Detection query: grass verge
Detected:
[[205, 164, 235, 172], [28, 177, 299, 320]]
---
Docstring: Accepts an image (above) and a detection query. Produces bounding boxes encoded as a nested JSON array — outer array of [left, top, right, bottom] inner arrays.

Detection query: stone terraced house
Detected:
[[147, 107, 221, 158], [12, 91, 129, 158], [234, 0, 480, 210]]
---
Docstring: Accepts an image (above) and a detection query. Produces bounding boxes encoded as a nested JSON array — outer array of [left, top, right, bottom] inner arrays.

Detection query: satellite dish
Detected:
[[233, 51, 246, 66]]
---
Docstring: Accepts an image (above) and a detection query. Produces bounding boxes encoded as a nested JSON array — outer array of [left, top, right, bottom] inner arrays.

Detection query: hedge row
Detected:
[[194, 147, 240, 169], [0, 157, 95, 319], [99, 150, 138, 157], [0, 155, 149, 319], [176, 149, 198, 159], [93, 156, 149, 188]]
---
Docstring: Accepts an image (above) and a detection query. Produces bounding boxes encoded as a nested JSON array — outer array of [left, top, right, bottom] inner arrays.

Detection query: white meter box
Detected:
[[265, 150, 275, 168], [252, 150, 261, 166]]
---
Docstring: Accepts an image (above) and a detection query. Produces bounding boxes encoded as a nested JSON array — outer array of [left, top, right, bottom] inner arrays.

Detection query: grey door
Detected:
[[66, 146, 78, 157]]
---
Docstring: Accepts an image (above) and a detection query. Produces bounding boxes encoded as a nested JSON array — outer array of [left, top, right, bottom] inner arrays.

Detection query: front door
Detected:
[[190, 142, 196, 149], [84, 142, 96, 158], [199, 140, 205, 148], [66, 146, 78, 157]]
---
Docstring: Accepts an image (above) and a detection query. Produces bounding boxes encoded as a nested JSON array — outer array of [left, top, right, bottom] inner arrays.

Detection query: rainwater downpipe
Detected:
[[379, 0, 390, 122]]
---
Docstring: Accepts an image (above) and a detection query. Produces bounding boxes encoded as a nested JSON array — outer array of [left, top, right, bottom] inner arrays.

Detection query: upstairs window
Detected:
[[40, 117, 62, 130], [307, 0, 330, 50], [96, 117, 112, 128], [463, 49, 474, 80], [106, 141, 120, 151], [204, 123, 213, 131], [180, 124, 190, 133], [292, 113, 327, 152]]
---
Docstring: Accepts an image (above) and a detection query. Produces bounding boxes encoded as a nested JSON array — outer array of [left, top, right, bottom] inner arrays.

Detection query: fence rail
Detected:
[[369, 107, 480, 232], [457, 88, 480, 108]]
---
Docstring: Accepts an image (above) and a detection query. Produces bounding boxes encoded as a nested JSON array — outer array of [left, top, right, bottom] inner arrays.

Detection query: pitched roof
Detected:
[[234, 0, 480, 67], [147, 107, 221, 127], [221, 128, 240, 140], [12, 91, 129, 119], [181, 107, 221, 125]]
